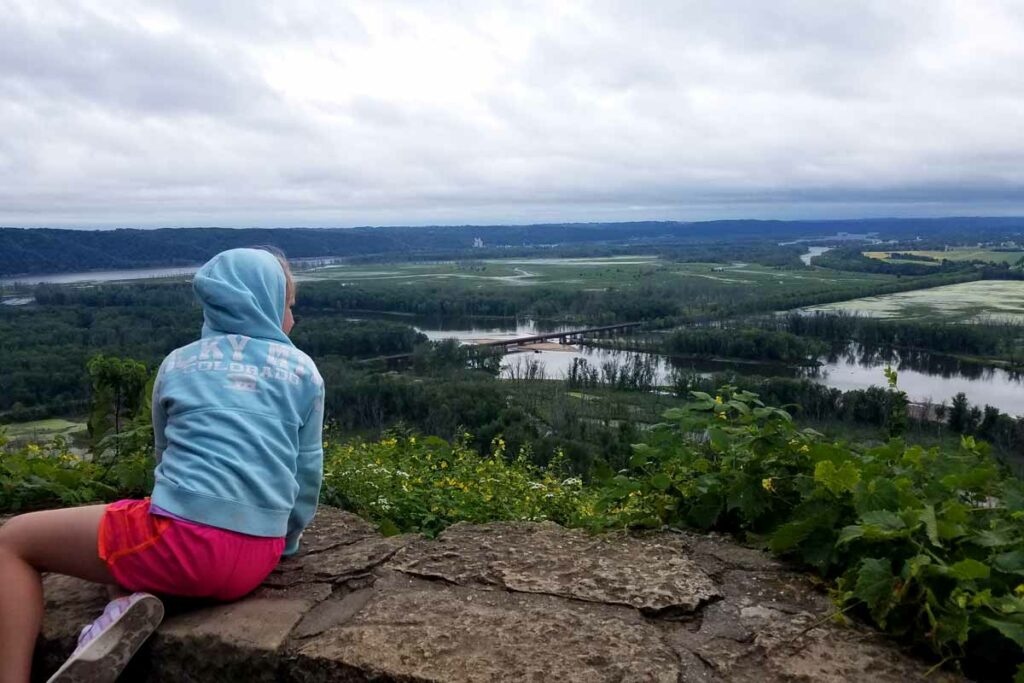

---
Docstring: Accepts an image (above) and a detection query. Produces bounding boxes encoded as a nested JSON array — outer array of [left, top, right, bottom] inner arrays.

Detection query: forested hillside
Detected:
[[5, 216, 1024, 275]]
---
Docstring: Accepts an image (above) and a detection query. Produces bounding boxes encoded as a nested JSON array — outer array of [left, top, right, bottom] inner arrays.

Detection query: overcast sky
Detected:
[[2, 1, 1024, 228]]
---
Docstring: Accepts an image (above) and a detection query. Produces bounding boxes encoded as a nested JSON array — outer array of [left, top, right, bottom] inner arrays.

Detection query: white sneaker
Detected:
[[47, 592, 164, 683]]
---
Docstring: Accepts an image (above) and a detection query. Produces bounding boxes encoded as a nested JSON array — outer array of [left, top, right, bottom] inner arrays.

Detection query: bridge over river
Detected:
[[359, 321, 644, 368]]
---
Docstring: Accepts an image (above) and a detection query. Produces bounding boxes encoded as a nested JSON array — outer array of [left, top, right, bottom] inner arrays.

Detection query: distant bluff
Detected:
[[7, 217, 1024, 276]]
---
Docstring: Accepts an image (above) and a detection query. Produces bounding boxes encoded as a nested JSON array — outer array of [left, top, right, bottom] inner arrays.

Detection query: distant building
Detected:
[[473, 237, 484, 248]]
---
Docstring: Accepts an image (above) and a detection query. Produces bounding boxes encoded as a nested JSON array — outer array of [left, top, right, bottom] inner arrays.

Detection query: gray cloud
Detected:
[[1, 0, 1023, 228]]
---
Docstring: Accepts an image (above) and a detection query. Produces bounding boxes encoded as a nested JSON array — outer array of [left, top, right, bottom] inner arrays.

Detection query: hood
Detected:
[[193, 248, 291, 344]]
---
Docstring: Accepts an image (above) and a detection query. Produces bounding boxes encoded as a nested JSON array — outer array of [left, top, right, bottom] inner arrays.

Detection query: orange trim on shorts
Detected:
[[98, 498, 172, 566]]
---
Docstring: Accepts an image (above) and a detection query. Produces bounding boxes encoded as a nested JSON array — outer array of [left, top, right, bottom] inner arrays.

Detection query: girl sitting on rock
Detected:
[[0, 247, 325, 683]]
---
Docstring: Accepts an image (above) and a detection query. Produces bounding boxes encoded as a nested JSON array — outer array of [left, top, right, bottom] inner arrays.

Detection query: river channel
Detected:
[[362, 314, 1024, 416], [5, 261, 1022, 415]]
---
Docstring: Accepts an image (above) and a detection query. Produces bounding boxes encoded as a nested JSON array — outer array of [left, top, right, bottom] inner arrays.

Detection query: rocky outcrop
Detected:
[[33, 507, 959, 682]]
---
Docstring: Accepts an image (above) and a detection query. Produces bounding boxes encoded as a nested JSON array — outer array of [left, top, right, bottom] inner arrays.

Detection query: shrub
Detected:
[[592, 387, 1024, 680], [320, 433, 591, 537]]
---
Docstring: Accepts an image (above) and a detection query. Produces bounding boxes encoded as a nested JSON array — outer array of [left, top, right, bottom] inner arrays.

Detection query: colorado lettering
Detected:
[[163, 336, 314, 388]]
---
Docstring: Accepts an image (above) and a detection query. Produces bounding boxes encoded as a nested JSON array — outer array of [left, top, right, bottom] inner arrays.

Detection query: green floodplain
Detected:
[[865, 247, 1024, 266], [804, 279, 1024, 323], [3, 228, 1024, 679], [298, 256, 895, 291]]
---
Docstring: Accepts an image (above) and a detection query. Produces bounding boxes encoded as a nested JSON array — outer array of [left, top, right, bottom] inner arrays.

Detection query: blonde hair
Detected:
[[253, 245, 295, 303]]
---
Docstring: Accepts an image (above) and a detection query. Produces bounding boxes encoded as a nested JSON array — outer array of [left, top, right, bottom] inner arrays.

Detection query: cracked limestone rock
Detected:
[[31, 507, 962, 682]]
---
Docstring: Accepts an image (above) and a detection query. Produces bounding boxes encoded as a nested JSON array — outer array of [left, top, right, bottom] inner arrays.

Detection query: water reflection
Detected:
[[504, 342, 1024, 416], [0, 265, 200, 286], [813, 343, 1023, 383], [348, 312, 572, 341], [358, 313, 1024, 416], [803, 343, 1024, 416]]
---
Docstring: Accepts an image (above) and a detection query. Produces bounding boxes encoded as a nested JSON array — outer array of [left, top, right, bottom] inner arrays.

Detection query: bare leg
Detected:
[[0, 505, 116, 683]]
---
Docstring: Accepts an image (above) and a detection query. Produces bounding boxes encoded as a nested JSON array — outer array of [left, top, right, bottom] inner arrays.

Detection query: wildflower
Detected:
[[26, 443, 40, 454], [799, 444, 810, 453], [761, 478, 775, 493], [561, 477, 582, 487], [714, 395, 723, 404]]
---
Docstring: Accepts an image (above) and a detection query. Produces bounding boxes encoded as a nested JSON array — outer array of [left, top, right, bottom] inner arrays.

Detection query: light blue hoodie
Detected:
[[150, 248, 324, 556]]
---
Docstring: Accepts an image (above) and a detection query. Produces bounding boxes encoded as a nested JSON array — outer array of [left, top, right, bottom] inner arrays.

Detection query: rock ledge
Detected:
[[34, 507, 958, 682]]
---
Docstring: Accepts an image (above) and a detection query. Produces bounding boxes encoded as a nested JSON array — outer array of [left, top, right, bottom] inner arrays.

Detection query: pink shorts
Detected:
[[97, 498, 285, 602]]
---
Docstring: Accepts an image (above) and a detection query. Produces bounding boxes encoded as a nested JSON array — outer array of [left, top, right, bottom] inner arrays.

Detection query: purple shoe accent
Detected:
[[47, 592, 164, 683]]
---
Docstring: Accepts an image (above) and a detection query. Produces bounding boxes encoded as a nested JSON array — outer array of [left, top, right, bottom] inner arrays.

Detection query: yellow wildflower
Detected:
[[714, 395, 723, 404], [26, 443, 40, 454], [762, 478, 775, 493]]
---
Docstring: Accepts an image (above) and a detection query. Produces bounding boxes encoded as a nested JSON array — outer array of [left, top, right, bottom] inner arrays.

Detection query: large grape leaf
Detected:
[[814, 460, 861, 496], [854, 558, 896, 624]]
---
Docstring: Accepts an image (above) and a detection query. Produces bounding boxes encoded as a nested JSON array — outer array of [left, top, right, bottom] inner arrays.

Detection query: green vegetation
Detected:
[[813, 247, 980, 276], [591, 388, 1024, 681], [764, 311, 1024, 366], [4, 378, 1022, 679], [321, 434, 586, 537], [0, 283, 427, 421], [2, 256, 956, 422], [660, 328, 828, 364], [298, 257, 979, 327], [3, 419, 85, 442], [804, 280, 1024, 323], [866, 249, 1024, 266], [7, 217, 1024, 276], [10, 225, 1024, 678]]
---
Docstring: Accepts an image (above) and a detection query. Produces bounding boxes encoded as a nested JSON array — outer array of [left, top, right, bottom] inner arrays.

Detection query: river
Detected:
[[0, 255, 344, 288], [0, 265, 201, 287], [800, 246, 832, 266], [374, 315, 1024, 416], [6, 264, 1023, 415]]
